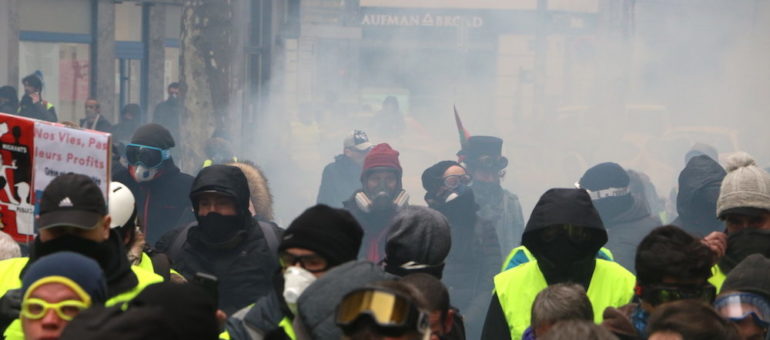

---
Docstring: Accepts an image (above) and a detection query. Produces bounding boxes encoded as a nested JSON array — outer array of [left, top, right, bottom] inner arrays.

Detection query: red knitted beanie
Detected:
[[362, 143, 402, 178]]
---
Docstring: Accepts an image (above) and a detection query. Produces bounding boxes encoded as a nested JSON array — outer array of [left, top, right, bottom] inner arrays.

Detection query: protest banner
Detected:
[[0, 113, 110, 242]]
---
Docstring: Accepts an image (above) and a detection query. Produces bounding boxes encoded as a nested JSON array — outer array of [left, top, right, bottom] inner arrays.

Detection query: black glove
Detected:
[[0, 288, 22, 331]]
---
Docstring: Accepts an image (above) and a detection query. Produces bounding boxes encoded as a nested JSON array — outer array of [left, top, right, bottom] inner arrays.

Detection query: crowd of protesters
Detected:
[[0, 75, 767, 340]]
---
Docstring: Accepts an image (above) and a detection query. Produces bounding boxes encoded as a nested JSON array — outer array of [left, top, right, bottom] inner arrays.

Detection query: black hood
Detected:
[[676, 155, 725, 227], [190, 164, 251, 215], [522, 188, 607, 260]]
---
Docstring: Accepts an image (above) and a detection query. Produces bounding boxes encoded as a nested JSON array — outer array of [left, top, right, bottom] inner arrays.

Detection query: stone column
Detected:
[[146, 3, 166, 121], [0, 0, 19, 86], [94, 0, 115, 121]]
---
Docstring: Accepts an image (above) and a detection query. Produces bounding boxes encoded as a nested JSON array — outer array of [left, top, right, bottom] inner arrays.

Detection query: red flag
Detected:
[[454, 105, 471, 147]]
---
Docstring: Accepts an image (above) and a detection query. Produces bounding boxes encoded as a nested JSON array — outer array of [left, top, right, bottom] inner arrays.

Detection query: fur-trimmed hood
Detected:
[[227, 162, 275, 222]]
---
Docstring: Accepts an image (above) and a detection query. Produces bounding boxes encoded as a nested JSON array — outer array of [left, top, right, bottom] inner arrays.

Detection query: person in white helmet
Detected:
[[109, 182, 183, 282]]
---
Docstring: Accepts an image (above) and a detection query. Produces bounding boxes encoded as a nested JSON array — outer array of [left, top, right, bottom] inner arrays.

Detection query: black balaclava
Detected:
[[719, 228, 770, 274], [189, 165, 252, 245]]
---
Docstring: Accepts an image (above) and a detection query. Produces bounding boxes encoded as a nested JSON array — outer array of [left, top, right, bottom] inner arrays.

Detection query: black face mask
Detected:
[[32, 233, 128, 283], [196, 213, 244, 243], [432, 189, 477, 225], [535, 233, 596, 287], [719, 228, 770, 274]]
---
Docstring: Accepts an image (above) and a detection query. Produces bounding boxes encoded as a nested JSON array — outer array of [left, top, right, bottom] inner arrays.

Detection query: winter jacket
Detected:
[[155, 165, 282, 315], [316, 155, 362, 208], [472, 183, 526, 259], [600, 303, 646, 340], [481, 188, 635, 340], [227, 162, 275, 222], [436, 191, 501, 340], [80, 115, 113, 133], [226, 281, 294, 340], [18, 98, 56, 122], [113, 161, 195, 245], [672, 155, 726, 238], [601, 194, 661, 274], [343, 192, 405, 262]]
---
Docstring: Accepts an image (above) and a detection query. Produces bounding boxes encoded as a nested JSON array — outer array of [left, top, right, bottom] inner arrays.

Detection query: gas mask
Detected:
[[283, 266, 317, 315], [357, 175, 408, 213], [129, 165, 160, 183]]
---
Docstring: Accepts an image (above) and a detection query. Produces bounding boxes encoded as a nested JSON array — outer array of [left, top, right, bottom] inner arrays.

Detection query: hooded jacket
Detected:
[[113, 160, 195, 245], [600, 193, 661, 274], [672, 155, 726, 238], [294, 260, 396, 340], [317, 155, 362, 208], [482, 189, 635, 340], [155, 165, 281, 315], [227, 162, 275, 222]]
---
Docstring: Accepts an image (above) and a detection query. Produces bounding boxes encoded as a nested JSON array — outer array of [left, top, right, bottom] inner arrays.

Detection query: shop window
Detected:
[[18, 42, 90, 124]]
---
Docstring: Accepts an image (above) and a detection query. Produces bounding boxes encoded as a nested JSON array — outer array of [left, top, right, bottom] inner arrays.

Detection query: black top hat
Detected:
[[458, 136, 508, 170]]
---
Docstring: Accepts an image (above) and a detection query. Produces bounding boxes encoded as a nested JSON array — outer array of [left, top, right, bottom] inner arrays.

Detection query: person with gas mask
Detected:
[[113, 123, 194, 245], [225, 204, 364, 340], [152, 82, 183, 145], [481, 188, 636, 340], [155, 164, 281, 316], [420, 161, 499, 340], [0, 174, 163, 339], [457, 136, 524, 260], [18, 73, 56, 122], [705, 152, 770, 290], [343, 143, 409, 262]]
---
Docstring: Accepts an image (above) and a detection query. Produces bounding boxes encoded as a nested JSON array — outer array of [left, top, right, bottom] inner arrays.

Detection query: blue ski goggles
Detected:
[[126, 143, 170, 169], [714, 292, 770, 328]]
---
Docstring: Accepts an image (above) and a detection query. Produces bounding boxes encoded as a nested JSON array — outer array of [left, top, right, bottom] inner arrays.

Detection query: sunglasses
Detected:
[[336, 288, 429, 337], [540, 224, 590, 243], [125, 143, 170, 169], [279, 252, 328, 273], [21, 298, 88, 321], [640, 283, 716, 306]]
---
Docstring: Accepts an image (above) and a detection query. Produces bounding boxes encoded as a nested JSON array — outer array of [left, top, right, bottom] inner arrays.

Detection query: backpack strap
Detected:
[[149, 252, 172, 281], [168, 223, 195, 261], [257, 221, 280, 257]]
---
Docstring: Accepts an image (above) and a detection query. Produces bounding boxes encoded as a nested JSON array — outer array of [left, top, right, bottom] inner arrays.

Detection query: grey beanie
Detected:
[[716, 152, 770, 218], [384, 206, 451, 278]]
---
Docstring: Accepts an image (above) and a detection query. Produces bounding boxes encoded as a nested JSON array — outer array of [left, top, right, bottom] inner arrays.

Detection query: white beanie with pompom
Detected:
[[716, 152, 770, 217]]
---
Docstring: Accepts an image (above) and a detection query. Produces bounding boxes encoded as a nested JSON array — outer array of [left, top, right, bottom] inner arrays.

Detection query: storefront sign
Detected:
[[361, 13, 484, 28]]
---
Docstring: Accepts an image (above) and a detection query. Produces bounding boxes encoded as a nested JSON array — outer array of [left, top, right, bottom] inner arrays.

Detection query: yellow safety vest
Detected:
[[500, 245, 615, 273], [709, 265, 726, 293], [494, 259, 635, 340], [0, 257, 163, 340], [279, 317, 296, 340]]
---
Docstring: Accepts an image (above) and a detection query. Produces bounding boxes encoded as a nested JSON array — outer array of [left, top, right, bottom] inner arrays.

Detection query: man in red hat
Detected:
[[343, 143, 409, 262]]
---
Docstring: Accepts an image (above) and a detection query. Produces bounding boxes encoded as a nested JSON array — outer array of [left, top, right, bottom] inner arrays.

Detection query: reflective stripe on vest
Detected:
[[500, 246, 616, 273], [279, 317, 296, 340], [709, 265, 726, 293], [1, 257, 163, 340], [494, 259, 636, 340]]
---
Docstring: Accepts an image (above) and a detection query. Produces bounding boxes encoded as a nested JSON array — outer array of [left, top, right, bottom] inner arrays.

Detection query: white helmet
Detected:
[[109, 182, 136, 229]]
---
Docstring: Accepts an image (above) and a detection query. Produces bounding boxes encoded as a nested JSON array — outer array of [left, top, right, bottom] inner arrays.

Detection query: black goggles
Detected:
[[540, 224, 590, 243], [126, 143, 170, 169], [279, 252, 328, 273], [639, 283, 717, 306], [336, 288, 429, 337]]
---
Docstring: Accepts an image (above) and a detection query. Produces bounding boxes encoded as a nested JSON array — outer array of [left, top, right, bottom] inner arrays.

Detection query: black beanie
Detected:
[[279, 204, 363, 267], [721, 254, 770, 301], [579, 162, 630, 190], [131, 123, 175, 149], [421, 160, 461, 194]]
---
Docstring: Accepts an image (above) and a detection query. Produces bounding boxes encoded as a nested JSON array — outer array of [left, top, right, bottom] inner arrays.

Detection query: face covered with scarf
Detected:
[[194, 192, 244, 243]]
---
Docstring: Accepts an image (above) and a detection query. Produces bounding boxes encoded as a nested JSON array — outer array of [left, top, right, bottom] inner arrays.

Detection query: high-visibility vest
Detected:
[[500, 245, 615, 273], [709, 265, 726, 293], [0, 257, 163, 340], [494, 259, 635, 340]]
